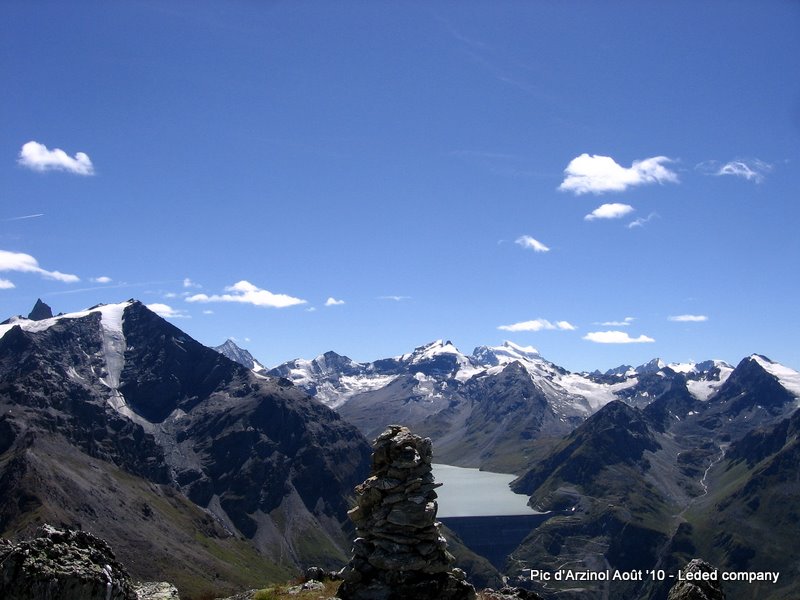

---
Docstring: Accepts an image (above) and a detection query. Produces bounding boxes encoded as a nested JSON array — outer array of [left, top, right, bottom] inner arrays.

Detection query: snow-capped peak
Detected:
[[636, 358, 666, 375], [666, 361, 697, 374], [749, 355, 800, 399], [400, 339, 464, 363], [471, 340, 540, 366]]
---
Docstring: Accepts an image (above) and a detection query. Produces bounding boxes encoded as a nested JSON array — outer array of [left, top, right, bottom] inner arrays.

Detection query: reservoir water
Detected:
[[432, 463, 549, 569], [432, 463, 539, 517]]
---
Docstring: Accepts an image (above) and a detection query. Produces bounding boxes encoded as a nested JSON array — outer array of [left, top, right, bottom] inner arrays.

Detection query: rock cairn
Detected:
[[337, 425, 476, 600]]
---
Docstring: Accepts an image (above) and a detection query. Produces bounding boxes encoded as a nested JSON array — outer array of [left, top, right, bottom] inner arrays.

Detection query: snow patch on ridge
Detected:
[[94, 303, 152, 426], [315, 374, 399, 408], [751, 355, 800, 399], [0, 301, 130, 340], [0, 301, 153, 425]]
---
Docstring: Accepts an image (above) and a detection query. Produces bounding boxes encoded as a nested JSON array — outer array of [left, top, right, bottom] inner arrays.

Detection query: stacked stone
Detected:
[[337, 425, 476, 600]]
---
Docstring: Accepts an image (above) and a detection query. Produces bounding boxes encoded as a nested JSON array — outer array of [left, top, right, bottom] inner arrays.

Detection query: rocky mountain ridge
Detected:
[[0, 300, 372, 599]]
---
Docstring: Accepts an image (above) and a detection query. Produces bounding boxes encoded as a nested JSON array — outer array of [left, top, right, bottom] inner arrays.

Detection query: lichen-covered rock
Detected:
[[337, 425, 476, 600], [667, 559, 725, 600], [287, 579, 325, 594], [133, 581, 181, 600], [0, 524, 136, 600]]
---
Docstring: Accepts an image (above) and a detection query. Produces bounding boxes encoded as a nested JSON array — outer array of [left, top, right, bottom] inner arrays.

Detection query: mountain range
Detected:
[[263, 340, 735, 472], [3, 300, 800, 599]]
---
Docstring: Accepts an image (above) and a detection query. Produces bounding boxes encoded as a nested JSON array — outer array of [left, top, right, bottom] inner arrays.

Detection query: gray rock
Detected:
[[134, 581, 181, 600], [288, 580, 326, 594], [667, 559, 726, 600], [0, 524, 136, 600]]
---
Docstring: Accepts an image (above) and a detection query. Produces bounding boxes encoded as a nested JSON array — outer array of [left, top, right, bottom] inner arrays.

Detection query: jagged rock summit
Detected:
[[667, 559, 725, 600], [27, 298, 53, 321], [0, 524, 136, 600], [337, 425, 476, 600]]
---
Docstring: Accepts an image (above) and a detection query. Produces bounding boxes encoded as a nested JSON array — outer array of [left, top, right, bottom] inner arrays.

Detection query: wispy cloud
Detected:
[[696, 159, 772, 183], [584, 203, 635, 221], [378, 295, 411, 302], [147, 303, 189, 319], [0, 249, 79, 283], [91, 276, 112, 284], [183, 278, 201, 289], [498, 318, 576, 332], [47, 280, 175, 296], [325, 297, 345, 306], [628, 213, 659, 229], [2, 213, 44, 222], [559, 154, 678, 195], [597, 317, 636, 327], [583, 330, 655, 344], [515, 235, 550, 253], [0, 278, 15, 289], [186, 280, 306, 308], [18, 141, 94, 176], [438, 17, 551, 100], [668, 314, 708, 322]]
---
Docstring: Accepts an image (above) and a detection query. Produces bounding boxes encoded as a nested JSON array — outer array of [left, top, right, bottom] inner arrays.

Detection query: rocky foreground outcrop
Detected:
[[0, 525, 181, 600], [337, 425, 476, 600], [0, 524, 136, 600]]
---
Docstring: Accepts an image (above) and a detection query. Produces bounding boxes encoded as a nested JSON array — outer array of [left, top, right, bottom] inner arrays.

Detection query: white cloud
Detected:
[[585, 203, 635, 221], [559, 154, 678, 195], [515, 235, 550, 253], [378, 295, 411, 301], [498, 318, 576, 332], [18, 141, 94, 175], [583, 330, 655, 344], [0, 249, 79, 283], [202, 309, 214, 315], [92, 276, 112, 284], [668, 314, 708, 322], [186, 280, 306, 308], [183, 278, 201, 288], [325, 297, 345, 306], [628, 213, 659, 229], [0, 278, 15, 289], [598, 317, 635, 327], [697, 159, 772, 183], [147, 303, 189, 319]]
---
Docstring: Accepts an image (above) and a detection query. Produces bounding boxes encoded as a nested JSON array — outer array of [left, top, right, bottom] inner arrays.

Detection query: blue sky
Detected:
[[2, 1, 799, 372]]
